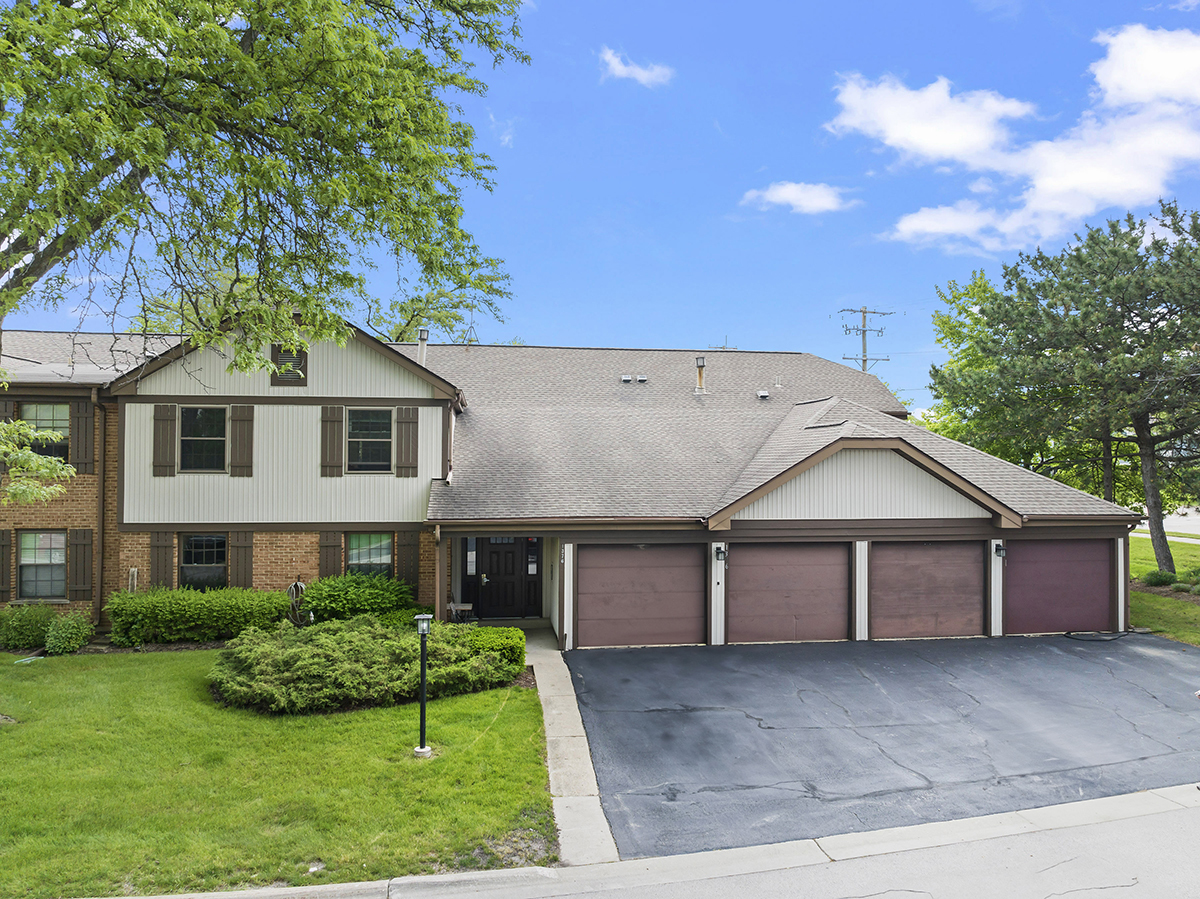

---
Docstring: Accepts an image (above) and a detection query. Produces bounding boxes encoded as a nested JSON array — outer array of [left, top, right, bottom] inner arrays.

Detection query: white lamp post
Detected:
[[414, 614, 433, 758]]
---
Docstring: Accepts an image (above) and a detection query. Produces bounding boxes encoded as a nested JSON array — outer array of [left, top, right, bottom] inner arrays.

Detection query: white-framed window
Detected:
[[19, 403, 69, 461], [346, 408, 392, 473], [179, 407, 227, 472], [179, 534, 228, 590], [18, 531, 67, 600], [347, 533, 393, 577]]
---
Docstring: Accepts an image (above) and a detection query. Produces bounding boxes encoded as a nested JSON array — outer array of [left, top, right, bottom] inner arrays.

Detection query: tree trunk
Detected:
[[1132, 412, 1174, 573], [1102, 434, 1114, 503]]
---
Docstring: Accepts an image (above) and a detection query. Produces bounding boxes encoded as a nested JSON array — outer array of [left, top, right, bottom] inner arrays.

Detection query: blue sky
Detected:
[[17, 0, 1200, 407]]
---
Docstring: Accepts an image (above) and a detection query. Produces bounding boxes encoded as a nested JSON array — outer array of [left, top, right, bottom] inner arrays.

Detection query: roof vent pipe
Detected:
[[417, 328, 429, 367], [695, 356, 706, 394]]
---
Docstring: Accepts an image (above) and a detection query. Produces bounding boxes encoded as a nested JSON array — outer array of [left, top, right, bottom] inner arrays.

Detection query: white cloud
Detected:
[[488, 112, 515, 148], [1171, 1, 1199, 10], [828, 25, 1200, 251], [599, 46, 674, 88], [827, 74, 1034, 167], [740, 181, 859, 214]]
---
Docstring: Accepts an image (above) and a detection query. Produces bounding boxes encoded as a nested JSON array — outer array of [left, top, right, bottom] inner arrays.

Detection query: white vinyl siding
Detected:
[[732, 448, 991, 521], [124, 404, 442, 524], [133, 338, 436, 398]]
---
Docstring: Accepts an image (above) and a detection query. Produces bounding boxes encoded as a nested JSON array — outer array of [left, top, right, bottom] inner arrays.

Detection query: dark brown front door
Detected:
[[576, 544, 706, 647], [1004, 539, 1112, 634], [727, 543, 851, 643], [870, 541, 986, 638], [471, 537, 542, 619]]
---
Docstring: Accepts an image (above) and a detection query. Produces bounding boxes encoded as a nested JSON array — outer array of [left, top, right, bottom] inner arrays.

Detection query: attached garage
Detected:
[[576, 544, 707, 647], [1004, 539, 1113, 634], [727, 543, 851, 643], [870, 541, 986, 638]]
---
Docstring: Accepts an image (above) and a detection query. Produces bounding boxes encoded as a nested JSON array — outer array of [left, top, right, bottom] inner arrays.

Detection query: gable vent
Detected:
[[271, 345, 308, 385]]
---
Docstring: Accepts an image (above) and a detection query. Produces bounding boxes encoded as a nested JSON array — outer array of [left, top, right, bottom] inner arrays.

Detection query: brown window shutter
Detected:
[[68, 529, 93, 604], [320, 406, 344, 477], [70, 401, 95, 474], [229, 406, 254, 477], [396, 406, 418, 478], [0, 401, 13, 475], [152, 404, 177, 477], [319, 531, 343, 577], [0, 529, 11, 602], [229, 531, 254, 587], [150, 532, 174, 587], [396, 531, 419, 586]]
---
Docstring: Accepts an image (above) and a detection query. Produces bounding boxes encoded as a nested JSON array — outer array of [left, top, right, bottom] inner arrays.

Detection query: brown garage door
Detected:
[[1005, 539, 1112, 634], [576, 544, 706, 647], [727, 543, 851, 643], [870, 542, 985, 638]]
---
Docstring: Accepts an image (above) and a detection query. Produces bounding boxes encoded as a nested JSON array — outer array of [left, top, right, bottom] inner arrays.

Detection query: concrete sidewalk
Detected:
[[124, 783, 1200, 899]]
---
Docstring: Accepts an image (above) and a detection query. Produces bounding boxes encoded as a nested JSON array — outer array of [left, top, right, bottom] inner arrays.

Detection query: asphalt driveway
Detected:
[[565, 635, 1200, 859]]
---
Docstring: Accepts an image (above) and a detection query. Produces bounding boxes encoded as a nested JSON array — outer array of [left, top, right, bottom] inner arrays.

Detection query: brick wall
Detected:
[[252, 532, 320, 592], [0, 402, 120, 618], [418, 527, 436, 608]]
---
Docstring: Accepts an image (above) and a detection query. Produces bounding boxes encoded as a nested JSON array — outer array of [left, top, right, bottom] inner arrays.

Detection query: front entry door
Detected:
[[472, 537, 542, 619]]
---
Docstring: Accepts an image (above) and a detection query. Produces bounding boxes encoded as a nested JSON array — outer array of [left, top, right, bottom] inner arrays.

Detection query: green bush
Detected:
[[1191, 584, 1200, 596], [1172, 583, 1193, 592], [106, 587, 291, 646], [377, 607, 421, 629], [298, 573, 416, 622], [44, 612, 95, 655], [0, 603, 57, 650], [469, 626, 526, 670], [208, 616, 526, 714], [1143, 570, 1177, 587]]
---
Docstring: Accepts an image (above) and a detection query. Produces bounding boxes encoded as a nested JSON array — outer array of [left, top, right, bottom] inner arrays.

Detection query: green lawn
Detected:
[[1129, 535, 1200, 578], [1131, 591, 1200, 647], [0, 650, 553, 899]]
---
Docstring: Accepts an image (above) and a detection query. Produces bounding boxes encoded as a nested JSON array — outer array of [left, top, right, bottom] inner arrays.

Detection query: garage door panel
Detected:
[[728, 543, 851, 643], [577, 544, 706, 647], [1005, 540, 1112, 634], [870, 542, 985, 639]]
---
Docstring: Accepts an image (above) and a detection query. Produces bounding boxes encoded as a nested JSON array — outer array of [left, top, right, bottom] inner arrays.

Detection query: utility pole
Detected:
[[838, 306, 893, 372]]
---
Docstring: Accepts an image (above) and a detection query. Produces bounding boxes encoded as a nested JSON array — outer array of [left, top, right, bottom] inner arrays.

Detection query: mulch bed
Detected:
[[1133, 582, 1200, 604], [77, 640, 228, 654]]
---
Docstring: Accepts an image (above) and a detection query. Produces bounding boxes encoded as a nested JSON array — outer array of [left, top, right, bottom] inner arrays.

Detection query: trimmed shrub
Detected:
[[107, 587, 291, 646], [1142, 570, 1177, 587], [469, 626, 527, 671], [0, 604, 57, 650], [298, 573, 416, 622], [1192, 584, 1200, 596], [1172, 583, 1193, 592], [378, 608, 420, 629], [208, 616, 526, 714], [45, 612, 95, 655]]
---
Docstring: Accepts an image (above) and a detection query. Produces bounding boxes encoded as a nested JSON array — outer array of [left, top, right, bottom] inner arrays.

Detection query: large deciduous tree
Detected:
[[0, 0, 524, 501], [926, 203, 1200, 573]]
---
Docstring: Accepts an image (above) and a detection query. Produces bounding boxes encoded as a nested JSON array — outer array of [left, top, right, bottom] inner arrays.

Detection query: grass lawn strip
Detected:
[[1129, 535, 1200, 579], [1130, 591, 1200, 647], [0, 650, 553, 899]]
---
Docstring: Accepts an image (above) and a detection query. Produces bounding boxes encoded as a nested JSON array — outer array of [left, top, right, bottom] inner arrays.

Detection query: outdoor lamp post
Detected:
[[414, 614, 433, 758]]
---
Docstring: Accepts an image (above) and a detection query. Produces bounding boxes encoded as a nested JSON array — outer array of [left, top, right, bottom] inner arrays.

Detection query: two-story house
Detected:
[[1, 325, 1141, 651]]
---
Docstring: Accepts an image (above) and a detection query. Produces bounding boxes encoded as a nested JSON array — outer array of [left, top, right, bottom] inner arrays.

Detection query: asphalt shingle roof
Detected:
[[1, 331, 178, 385], [394, 343, 1132, 523]]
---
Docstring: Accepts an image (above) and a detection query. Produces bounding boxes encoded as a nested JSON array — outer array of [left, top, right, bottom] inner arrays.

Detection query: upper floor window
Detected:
[[271, 345, 308, 386], [19, 403, 69, 460], [180, 407, 226, 471], [18, 531, 67, 600], [346, 409, 392, 473]]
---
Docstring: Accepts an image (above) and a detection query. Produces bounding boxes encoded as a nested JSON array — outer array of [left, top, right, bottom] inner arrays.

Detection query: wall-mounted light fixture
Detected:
[[994, 544, 1007, 558], [714, 547, 728, 562]]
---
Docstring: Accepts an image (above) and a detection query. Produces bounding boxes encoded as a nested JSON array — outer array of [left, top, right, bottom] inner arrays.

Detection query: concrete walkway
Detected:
[[1133, 530, 1200, 545], [522, 625, 619, 866], [126, 784, 1200, 899]]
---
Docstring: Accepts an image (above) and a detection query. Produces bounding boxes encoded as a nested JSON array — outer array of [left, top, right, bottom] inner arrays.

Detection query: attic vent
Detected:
[[757, 389, 770, 399], [636, 375, 647, 383], [621, 374, 633, 383], [271, 345, 308, 385]]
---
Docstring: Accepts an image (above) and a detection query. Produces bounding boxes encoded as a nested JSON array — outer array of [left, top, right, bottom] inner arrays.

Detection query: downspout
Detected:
[[93, 389, 105, 627]]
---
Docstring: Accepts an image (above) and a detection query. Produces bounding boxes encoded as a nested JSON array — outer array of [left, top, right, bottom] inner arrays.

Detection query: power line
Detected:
[[838, 306, 894, 372]]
